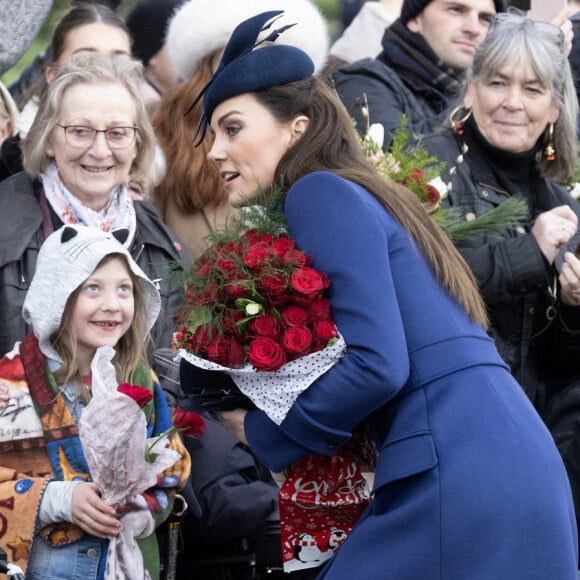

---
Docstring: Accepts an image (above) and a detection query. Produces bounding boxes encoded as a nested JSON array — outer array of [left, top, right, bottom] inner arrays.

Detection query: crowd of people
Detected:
[[1, 0, 580, 578]]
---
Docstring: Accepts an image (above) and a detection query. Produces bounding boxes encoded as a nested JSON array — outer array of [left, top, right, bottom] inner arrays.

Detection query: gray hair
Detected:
[[22, 52, 156, 186], [460, 11, 577, 182]]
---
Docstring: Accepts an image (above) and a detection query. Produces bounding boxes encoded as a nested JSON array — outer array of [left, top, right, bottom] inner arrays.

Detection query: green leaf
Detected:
[[186, 306, 213, 334]]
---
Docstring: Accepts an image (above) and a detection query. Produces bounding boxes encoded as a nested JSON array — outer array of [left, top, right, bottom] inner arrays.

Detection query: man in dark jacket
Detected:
[[332, 0, 505, 149]]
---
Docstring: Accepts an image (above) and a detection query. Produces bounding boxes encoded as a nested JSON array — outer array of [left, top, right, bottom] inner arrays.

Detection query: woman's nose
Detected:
[[88, 130, 112, 157], [502, 89, 524, 109], [208, 137, 224, 163]]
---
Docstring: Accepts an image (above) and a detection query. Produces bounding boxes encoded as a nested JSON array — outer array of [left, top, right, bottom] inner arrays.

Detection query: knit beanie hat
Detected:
[[125, 0, 185, 66], [166, 0, 329, 79], [23, 225, 160, 363], [400, 0, 506, 25]]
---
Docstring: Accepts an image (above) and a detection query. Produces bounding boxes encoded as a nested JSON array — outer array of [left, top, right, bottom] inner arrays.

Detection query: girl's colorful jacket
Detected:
[[0, 333, 191, 575]]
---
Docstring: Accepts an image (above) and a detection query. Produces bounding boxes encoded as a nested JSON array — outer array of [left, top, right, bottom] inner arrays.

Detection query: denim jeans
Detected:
[[26, 534, 108, 579]]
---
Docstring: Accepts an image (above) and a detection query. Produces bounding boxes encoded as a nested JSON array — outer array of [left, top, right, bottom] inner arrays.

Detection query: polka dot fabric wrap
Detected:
[[179, 333, 346, 425]]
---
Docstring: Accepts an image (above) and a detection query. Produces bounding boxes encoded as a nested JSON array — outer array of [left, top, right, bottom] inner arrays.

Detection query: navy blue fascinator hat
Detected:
[[191, 10, 315, 144]]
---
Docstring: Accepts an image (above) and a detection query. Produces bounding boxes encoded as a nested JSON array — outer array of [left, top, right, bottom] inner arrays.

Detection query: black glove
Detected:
[[179, 359, 256, 412]]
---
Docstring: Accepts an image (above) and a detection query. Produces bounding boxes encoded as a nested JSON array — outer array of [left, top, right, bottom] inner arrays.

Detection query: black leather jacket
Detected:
[[420, 125, 580, 412], [0, 171, 187, 358]]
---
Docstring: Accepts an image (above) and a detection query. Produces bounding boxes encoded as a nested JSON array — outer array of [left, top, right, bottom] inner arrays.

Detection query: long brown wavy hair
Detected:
[[256, 78, 488, 328], [152, 54, 227, 216]]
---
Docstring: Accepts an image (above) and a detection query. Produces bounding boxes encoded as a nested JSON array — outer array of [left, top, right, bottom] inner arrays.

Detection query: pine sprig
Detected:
[[387, 116, 446, 186], [357, 112, 529, 240], [207, 187, 289, 245], [434, 196, 529, 243]]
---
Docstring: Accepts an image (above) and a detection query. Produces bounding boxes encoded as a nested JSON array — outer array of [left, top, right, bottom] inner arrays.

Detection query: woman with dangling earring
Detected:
[[419, 9, 580, 550]]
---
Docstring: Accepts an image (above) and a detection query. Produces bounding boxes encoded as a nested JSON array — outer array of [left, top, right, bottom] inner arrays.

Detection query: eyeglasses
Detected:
[[57, 124, 138, 149], [491, 12, 564, 45]]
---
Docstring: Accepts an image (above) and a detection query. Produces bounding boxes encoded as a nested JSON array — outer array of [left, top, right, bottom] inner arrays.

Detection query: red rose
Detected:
[[282, 248, 310, 267], [196, 258, 212, 276], [314, 320, 338, 341], [425, 184, 440, 204], [172, 408, 206, 437], [248, 315, 281, 338], [245, 231, 273, 248], [196, 280, 221, 305], [205, 333, 231, 364], [225, 275, 250, 298], [217, 259, 237, 272], [270, 236, 295, 259], [290, 267, 329, 297], [188, 324, 214, 353], [242, 229, 260, 245], [117, 383, 153, 408], [247, 337, 287, 371], [405, 168, 425, 183], [226, 338, 246, 367], [311, 320, 339, 352], [282, 326, 313, 357], [259, 272, 288, 301], [222, 310, 244, 334], [243, 243, 268, 269], [281, 305, 309, 326], [309, 298, 331, 322]]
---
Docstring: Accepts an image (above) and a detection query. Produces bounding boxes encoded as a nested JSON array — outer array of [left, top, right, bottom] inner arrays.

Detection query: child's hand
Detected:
[[72, 482, 121, 538], [0, 382, 8, 410]]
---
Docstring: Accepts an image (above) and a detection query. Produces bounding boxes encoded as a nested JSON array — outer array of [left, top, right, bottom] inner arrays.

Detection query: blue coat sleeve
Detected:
[[245, 172, 411, 471]]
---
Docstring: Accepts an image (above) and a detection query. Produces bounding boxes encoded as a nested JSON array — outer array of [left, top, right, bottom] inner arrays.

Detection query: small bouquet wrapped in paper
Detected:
[[78, 346, 188, 580]]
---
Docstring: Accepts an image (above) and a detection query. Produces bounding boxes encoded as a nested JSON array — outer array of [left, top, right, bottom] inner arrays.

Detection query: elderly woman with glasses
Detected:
[[0, 51, 186, 363], [419, 8, 580, 541]]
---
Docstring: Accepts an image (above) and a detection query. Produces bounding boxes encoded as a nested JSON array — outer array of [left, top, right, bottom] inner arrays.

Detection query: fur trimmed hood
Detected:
[[166, 0, 329, 79]]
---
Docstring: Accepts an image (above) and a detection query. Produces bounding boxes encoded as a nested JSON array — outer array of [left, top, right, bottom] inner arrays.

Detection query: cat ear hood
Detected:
[[22, 225, 160, 362]]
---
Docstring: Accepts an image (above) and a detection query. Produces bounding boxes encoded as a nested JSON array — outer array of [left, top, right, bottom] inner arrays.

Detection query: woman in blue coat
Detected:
[[193, 11, 579, 579]]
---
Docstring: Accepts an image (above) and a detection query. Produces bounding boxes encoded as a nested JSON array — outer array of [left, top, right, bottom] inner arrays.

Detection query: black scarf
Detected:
[[380, 19, 463, 104]]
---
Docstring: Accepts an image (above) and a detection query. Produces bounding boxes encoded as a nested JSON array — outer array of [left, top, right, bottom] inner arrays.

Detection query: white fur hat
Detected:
[[23, 225, 161, 363], [166, 0, 329, 79]]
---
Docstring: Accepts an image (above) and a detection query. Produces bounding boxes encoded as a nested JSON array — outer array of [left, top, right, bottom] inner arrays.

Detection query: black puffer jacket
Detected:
[[0, 171, 187, 358], [420, 122, 580, 413]]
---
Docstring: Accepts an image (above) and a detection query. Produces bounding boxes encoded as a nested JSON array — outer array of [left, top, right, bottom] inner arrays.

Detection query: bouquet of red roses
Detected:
[[174, 194, 371, 573], [174, 197, 347, 423]]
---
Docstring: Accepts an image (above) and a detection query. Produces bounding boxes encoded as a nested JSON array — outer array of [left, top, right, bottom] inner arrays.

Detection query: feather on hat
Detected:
[[191, 10, 315, 144]]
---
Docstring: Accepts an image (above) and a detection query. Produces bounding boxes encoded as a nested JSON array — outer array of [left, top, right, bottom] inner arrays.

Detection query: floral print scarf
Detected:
[[41, 162, 136, 247]]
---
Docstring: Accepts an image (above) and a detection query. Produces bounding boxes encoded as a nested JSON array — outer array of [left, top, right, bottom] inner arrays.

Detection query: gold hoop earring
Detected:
[[544, 123, 555, 161], [449, 106, 472, 135]]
